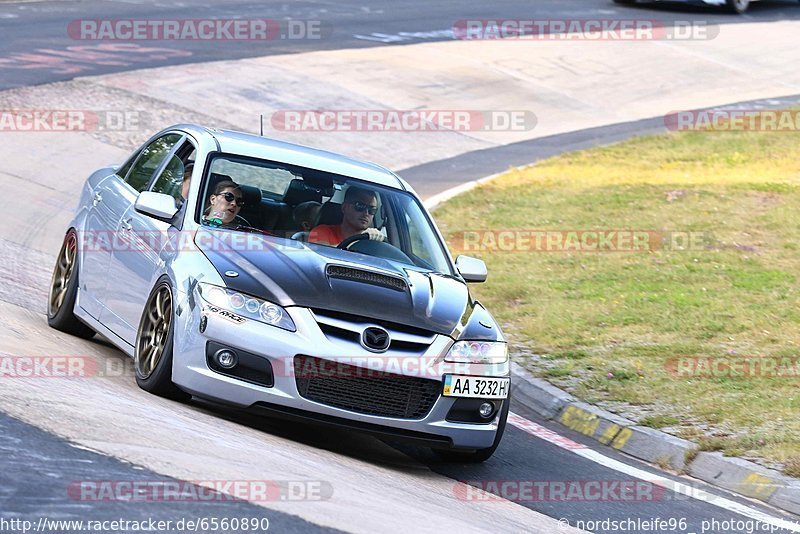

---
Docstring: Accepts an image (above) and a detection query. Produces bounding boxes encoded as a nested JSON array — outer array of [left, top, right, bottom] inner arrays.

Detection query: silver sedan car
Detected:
[[47, 124, 510, 461]]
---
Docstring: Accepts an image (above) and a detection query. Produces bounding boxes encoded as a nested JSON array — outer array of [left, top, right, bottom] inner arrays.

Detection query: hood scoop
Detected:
[[326, 264, 407, 292]]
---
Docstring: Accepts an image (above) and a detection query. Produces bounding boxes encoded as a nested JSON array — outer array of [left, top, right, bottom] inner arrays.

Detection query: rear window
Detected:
[[210, 158, 297, 196]]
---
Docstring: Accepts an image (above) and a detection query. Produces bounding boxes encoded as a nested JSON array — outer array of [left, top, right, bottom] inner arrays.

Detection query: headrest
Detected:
[[283, 178, 323, 206], [316, 201, 343, 226], [238, 184, 262, 208], [206, 173, 234, 197]]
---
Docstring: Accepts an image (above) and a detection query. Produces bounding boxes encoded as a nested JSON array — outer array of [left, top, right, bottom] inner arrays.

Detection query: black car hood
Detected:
[[195, 229, 471, 335]]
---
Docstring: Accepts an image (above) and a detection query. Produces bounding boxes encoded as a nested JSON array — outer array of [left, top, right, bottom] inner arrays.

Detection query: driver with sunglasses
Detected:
[[309, 186, 385, 246], [202, 180, 246, 228]]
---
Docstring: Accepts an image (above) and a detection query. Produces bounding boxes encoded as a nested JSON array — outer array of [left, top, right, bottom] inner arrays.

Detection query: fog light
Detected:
[[214, 349, 238, 369], [478, 402, 495, 418]]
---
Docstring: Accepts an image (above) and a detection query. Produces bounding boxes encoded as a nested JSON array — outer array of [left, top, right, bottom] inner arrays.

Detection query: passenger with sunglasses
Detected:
[[309, 186, 385, 246], [202, 180, 246, 228]]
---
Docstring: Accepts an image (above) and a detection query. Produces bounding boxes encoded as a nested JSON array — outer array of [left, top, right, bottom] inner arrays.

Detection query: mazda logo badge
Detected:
[[361, 326, 390, 352]]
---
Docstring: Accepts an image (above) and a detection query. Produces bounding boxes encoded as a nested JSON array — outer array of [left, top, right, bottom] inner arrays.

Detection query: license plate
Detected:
[[443, 375, 509, 399]]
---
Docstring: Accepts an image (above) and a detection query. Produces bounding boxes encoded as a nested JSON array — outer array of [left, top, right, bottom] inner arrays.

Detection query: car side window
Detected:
[[115, 149, 141, 181], [124, 133, 183, 192], [150, 155, 185, 204]]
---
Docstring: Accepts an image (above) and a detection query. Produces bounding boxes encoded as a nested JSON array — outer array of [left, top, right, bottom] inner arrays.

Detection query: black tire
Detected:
[[47, 230, 95, 339], [725, 0, 749, 13], [612, 0, 636, 4], [434, 394, 510, 463], [134, 277, 190, 401]]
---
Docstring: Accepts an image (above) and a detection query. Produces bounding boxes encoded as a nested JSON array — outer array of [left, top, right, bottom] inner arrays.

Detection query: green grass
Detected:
[[639, 415, 680, 429], [434, 129, 800, 473]]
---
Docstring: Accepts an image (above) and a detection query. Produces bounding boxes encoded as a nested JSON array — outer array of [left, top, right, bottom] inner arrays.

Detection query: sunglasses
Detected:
[[217, 191, 245, 207], [350, 201, 377, 215]]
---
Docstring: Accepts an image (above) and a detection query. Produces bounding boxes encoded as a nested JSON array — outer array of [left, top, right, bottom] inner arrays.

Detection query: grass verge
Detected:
[[434, 129, 800, 474]]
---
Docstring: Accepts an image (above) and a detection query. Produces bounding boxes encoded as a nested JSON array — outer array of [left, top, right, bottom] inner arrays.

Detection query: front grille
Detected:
[[312, 308, 434, 337], [294, 355, 441, 419], [316, 322, 428, 352], [311, 308, 437, 354]]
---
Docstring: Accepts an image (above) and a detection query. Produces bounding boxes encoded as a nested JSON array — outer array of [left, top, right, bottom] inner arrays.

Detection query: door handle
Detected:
[[92, 192, 102, 206], [120, 219, 133, 232]]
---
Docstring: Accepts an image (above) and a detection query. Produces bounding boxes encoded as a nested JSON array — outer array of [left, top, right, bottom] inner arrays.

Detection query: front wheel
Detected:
[[725, 0, 749, 13], [134, 278, 190, 401], [47, 229, 95, 339], [434, 394, 510, 463]]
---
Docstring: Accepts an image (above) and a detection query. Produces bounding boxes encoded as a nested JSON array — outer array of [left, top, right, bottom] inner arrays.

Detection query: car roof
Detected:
[[173, 124, 406, 190]]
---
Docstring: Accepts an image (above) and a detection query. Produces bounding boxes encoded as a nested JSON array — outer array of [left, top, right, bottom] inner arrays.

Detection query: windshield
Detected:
[[197, 153, 453, 275]]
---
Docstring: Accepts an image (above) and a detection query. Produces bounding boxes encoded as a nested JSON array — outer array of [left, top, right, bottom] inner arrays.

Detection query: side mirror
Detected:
[[455, 255, 487, 283], [135, 191, 179, 220]]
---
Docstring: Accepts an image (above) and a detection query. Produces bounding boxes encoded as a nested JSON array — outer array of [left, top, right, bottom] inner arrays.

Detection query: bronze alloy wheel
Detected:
[[48, 231, 77, 318], [46, 230, 94, 339], [136, 284, 173, 380], [134, 279, 189, 400]]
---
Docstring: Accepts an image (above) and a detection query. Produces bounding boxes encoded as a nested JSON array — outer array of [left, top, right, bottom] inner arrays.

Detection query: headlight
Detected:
[[445, 341, 508, 364], [198, 283, 296, 332]]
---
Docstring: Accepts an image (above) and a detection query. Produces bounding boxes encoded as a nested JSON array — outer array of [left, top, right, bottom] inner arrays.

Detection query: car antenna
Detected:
[[260, 114, 264, 136]]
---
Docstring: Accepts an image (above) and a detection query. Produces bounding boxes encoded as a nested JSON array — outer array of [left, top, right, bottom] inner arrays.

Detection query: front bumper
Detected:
[[171, 304, 510, 450]]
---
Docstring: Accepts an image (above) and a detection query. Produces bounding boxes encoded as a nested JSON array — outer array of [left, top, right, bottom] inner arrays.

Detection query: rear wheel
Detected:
[[434, 394, 510, 463], [134, 278, 190, 401], [47, 230, 95, 339], [725, 0, 749, 13]]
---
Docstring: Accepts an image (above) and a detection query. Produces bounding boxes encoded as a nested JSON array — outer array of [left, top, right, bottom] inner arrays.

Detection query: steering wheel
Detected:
[[337, 232, 370, 250], [336, 233, 415, 263], [233, 214, 252, 227]]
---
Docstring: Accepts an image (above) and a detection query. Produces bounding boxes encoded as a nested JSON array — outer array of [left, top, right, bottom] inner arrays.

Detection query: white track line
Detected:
[[508, 412, 800, 533]]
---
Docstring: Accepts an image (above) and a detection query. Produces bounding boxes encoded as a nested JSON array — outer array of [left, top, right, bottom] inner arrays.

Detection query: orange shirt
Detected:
[[309, 224, 344, 245]]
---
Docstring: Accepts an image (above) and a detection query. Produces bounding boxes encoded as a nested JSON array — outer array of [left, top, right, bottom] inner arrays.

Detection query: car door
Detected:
[[100, 141, 190, 345], [78, 150, 144, 319]]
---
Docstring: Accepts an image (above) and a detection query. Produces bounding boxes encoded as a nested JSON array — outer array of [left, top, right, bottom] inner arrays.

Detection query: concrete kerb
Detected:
[[510, 361, 800, 515], [511, 364, 696, 471], [510, 362, 574, 419], [688, 453, 800, 516], [614, 425, 698, 473]]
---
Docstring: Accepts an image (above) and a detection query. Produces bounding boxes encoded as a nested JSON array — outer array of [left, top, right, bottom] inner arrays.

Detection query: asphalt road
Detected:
[[0, 411, 341, 534], [427, 401, 800, 534], [0, 0, 799, 90], [2, 1, 800, 533], [5, 393, 799, 533], [203, 398, 800, 534]]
